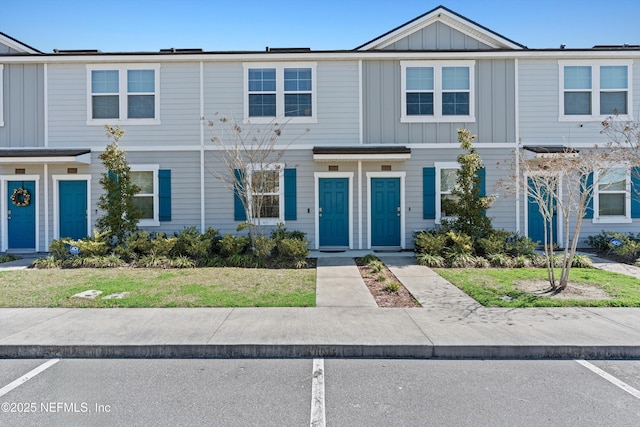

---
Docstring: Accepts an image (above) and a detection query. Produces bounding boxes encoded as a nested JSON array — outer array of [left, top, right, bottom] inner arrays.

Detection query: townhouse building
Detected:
[[1, 6, 638, 253]]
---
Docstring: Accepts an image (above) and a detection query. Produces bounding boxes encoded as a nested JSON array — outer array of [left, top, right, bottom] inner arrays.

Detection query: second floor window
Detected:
[[401, 61, 475, 123], [88, 65, 160, 125], [560, 61, 631, 120], [244, 63, 317, 123]]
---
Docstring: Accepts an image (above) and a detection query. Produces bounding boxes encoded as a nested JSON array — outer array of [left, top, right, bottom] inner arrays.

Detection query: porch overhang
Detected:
[[313, 146, 411, 162], [0, 148, 92, 164], [523, 145, 579, 158]]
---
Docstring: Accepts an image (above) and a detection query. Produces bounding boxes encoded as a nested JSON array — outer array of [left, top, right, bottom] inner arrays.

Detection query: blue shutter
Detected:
[[158, 169, 171, 221], [284, 168, 297, 221], [234, 169, 247, 221], [632, 167, 640, 218], [477, 168, 486, 197], [423, 167, 436, 220], [477, 167, 487, 215], [583, 172, 594, 219]]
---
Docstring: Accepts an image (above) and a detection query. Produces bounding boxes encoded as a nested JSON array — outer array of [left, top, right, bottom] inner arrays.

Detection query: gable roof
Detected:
[[0, 32, 41, 54], [356, 5, 526, 51]]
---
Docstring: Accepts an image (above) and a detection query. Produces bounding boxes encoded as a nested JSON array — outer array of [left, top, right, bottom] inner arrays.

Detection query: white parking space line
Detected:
[[576, 359, 640, 400], [310, 358, 326, 427], [0, 359, 60, 398]]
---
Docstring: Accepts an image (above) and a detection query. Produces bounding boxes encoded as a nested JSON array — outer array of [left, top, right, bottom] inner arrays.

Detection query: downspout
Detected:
[[44, 163, 49, 251], [44, 64, 49, 250], [514, 58, 520, 233], [200, 61, 206, 233], [358, 59, 363, 249]]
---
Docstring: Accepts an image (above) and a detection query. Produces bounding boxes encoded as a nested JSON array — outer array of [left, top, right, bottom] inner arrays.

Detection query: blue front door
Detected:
[[59, 180, 88, 240], [8, 180, 36, 249], [371, 178, 401, 247], [319, 178, 349, 247], [527, 178, 557, 247]]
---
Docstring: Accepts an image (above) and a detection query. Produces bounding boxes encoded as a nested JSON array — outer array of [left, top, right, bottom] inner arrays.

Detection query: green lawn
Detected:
[[0, 267, 316, 308], [435, 268, 640, 307]]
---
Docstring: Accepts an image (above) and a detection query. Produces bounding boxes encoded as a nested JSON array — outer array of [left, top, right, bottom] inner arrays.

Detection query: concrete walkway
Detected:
[[1, 252, 640, 359]]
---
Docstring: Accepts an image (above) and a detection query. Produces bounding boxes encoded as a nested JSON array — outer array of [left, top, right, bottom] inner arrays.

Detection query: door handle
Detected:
[[397, 206, 401, 217], [319, 207, 322, 217]]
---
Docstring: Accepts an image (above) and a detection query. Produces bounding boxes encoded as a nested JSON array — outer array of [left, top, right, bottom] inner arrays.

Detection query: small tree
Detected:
[[96, 125, 142, 245], [206, 114, 308, 241], [517, 119, 640, 293], [442, 129, 494, 241]]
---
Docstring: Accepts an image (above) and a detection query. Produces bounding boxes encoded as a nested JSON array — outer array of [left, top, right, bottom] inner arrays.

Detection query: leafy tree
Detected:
[[206, 114, 308, 242], [442, 129, 494, 241], [96, 125, 142, 245]]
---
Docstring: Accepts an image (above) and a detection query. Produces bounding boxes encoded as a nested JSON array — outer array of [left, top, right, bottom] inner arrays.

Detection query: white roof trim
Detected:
[[0, 153, 91, 164], [0, 33, 40, 54], [313, 153, 411, 162], [357, 7, 523, 51]]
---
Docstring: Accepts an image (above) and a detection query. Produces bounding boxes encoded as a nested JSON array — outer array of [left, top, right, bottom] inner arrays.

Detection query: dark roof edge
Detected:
[[0, 148, 91, 157], [0, 31, 42, 54], [313, 146, 411, 155]]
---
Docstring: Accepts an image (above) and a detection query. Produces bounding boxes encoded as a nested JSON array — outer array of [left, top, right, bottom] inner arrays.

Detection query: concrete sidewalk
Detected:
[[1, 254, 640, 359]]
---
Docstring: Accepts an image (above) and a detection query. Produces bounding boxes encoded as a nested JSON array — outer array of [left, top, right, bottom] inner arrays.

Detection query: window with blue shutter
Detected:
[[631, 167, 640, 218]]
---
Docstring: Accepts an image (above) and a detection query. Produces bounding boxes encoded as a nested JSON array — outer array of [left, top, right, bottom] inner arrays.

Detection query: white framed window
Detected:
[[435, 162, 460, 223], [401, 61, 475, 123], [0, 64, 4, 127], [130, 164, 159, 226], [559, 61, 632, 121], [87, 64, 160, 125], [243, 63, 317, 124], [593, 167, 631, 224], [247, 164, 285, 224]]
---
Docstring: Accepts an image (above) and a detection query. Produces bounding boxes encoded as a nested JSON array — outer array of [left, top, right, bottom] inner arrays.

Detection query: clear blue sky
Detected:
[[1, 0, 639, 52]]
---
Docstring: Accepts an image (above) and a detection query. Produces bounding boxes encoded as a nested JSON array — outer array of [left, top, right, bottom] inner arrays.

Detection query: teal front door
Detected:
[[371, 178, 401, 247], [8, 180, 36, 249], [319, 178, 349, 247], [59, 180, 88, 240], [527, 178, 557, 247]]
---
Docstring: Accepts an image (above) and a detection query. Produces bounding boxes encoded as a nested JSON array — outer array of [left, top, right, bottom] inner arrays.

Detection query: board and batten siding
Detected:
[[362, 59, 516, 145], [382, 21, 493, 51], [0, 63, 44, 147]]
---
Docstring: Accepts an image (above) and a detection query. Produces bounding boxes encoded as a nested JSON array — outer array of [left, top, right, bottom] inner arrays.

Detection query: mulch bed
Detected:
[[355, 258, 421, 308]]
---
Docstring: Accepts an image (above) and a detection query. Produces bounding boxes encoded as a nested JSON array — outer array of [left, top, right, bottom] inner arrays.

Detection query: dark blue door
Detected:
[[59, 180, 88, 240], [371, 178, 401, 247], [319, 178, 349, 247], [527, 178, 557, 247], [8, 180, 36, 249]]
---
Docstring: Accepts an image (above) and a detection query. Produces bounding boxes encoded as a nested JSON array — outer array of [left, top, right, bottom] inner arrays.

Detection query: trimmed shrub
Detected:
[[276, 238, 310, 259], [217, 233, 250, 257], [251, 235, 276, 258], [572, 255, 594, 269], [414, 230, 447, 255], [416, 253, 445, 268]]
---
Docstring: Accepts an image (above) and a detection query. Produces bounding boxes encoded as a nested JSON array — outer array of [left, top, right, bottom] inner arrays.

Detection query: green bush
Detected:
[[414, 230, 447, 255], [416, 253, 445, 268], [571, 255, 594, 269], [49, 238, 71, 260], [359, 254, 378, 264], [251, 235, 276, 258], [444, 231, 473, 257], [172, 227, 219, 259], [125, 231, 154, 255], [276, 237, 310, 259], [383, 281, 400, 294], [368, 260, 384, 273], [217, 233, 250, 257]]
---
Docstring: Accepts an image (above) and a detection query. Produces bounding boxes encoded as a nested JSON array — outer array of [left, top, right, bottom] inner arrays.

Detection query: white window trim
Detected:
[[130, 164, 160, 226], [243, 62, 318, 124], [592, 167, 632, 224], [52, 175, 92, 240], [86, 64, 161, 126], [401, 60, 476, 123], [0, 64, 4, 127], [434, 162, 460, 224], [559, 60, 633, 122], [247, 163, 285, 225]]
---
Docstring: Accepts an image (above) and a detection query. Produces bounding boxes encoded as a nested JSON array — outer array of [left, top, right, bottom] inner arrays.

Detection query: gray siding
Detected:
[[0, 63, 44, 147], [519, 59, 640, 146], [363, 59, 516, 144], [384, 22, 492, 51]]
